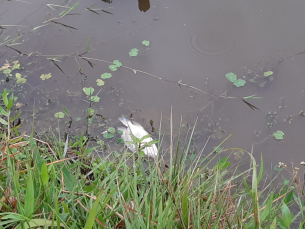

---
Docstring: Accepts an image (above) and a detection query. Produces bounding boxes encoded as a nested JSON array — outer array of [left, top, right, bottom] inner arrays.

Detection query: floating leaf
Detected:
[[40, 73, 52, 80], [113, 60, 122, 67], [283, 179, 289, 185], [83, 87, 94, 96], [273, 130, 284, 140], [103, 132, 115, 139], [117, 138, 124, 144], [15, 73, 21, 79], [108, 127, 116, 134], [264, 71, 273, 77], [96, 79, 105, 86], [54, 112, 65, 118], [129, 48, 139, 57], [142, 40, 150, 46], [109, 65, 118, 71], [90, 96, 100, 102], [225, 72, 237, 82], [101, 73, 112, 79], [76, 117, 81, 121], [233, 79, 246, 87], [16, 78, 26, 84], [12, 61, 20, 70], [274, 165, 282, 171], [118, 130, 123, 135], [3, 69, 12, 75]]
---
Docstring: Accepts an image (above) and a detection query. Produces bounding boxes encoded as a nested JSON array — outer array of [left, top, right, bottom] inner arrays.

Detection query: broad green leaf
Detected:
[[0, 117, 8, 125], [15, 73, 21, 79], [54, 112, 65, 118], [41, 162, 49, 186], [225, 72, 237, 82], [233, 79, 246, 87], [3, 89, 8, 107], [118, 130, 123, 135], [12, 60, 20, 70], [83, 87, 94, 96], [142, 40, 150, 46], [0, 105, 8, 116], [16, 78, 26, 84], [40, 73, 52, 80], [273, 130, 284, 140], [103, 132, 115, 139], [101, 73, 112, 79], [281, 203, 292, 227], [24, 173, 34, 218], [90, 95, 100, 102], [109, 65, 118, 71], [129, 48, 139, 57], [264, 71, 273, 77], [96, 79, 105, 86], [108, 127, 116, 134], [113, 60, 122, 67], [117, 138, 124, 144]]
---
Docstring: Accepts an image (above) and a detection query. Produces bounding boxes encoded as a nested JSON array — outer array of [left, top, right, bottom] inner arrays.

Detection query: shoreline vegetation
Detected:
[[0, 89, 304, 229]]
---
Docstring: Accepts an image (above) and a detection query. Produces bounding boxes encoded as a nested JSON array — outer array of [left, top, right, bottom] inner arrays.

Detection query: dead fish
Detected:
[[118, 116, 158, 158]]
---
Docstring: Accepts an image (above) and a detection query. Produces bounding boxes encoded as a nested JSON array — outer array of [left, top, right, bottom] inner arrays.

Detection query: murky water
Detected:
[[1, 0, 305, 168]]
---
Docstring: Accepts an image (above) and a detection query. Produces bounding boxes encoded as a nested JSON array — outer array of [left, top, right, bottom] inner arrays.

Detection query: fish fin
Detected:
[[118, 116, 129, 126]]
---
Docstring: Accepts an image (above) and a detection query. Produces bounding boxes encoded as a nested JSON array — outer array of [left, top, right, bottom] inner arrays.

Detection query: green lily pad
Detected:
[[16, 78, 26, 84], [96, 79, 105, 86], [40, 73, 52, 80], [101, 73, 112, 79], [109, 65, 118, 71], [83, 87, 94, 96], [90, 96, 100, 102], [12, 60, 20, 70], [103, 132, 115, 139], [273, 130, 284, 140], [129, 48, 139, 57], [142, 40, 150, 46], [225, 72, 237, 82], [233, 79, 246, 87], [264, 71, 273, 77], [76, 117, 81, 121], [118, 130, 123, 135], [113, 60, 122, 67], [108, 127, 116, 134], [54, 112, 65, 118], [15, 73, 22, 79]]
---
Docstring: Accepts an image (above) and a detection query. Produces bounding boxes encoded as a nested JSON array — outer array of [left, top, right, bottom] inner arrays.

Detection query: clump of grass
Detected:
[[0, 89, 304, 228]]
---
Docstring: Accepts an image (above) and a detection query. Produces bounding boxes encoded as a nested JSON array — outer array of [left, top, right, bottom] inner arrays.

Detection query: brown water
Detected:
[[1, 0, 305, 168]]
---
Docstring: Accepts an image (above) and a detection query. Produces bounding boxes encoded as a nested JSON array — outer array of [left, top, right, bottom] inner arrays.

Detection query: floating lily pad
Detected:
[[129, 48, 139, 57], [15, 73, 22, 79], [101, 73, 112, 79], [96, 79, 105, 86], [76, 117, 81, 121], [113, 60, 122, 67], [12, 61, 20, 70], [273, 130, 284, 140], [109, 65, 118, 71], [233, 79, 246, 87], [54, 112, 65, 118], [108, 127, 116, 134], [142, 40, 150, 46], [16, 78, 26, 84], [40, 73, 52, 80], [264, 71, 273, 77], [83, 87, 94, 96], [118, 130, 123, 135], [225, 72, 237, 82], [103, 132, 115, 139], [90, 96, 100, 102]]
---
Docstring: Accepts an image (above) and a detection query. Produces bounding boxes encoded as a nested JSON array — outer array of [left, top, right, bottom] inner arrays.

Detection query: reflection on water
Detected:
[[138, 0, 150, 12]]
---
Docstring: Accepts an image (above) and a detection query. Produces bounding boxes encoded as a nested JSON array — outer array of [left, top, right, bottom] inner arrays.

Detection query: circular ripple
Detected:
[[188, 9, 245, 57]]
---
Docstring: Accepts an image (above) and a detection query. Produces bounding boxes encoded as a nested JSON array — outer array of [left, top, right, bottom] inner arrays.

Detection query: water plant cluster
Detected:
[[0, 90, 304, 228]]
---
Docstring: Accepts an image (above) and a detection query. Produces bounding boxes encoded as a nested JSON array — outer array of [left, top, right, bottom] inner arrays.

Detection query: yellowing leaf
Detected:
[[40, 73, 52, 80]]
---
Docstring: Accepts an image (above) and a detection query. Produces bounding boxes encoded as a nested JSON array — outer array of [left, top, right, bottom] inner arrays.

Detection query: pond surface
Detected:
[[1, 0, 305, 168]]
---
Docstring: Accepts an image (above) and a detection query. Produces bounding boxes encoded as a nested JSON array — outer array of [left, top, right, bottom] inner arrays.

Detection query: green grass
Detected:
[[0, 90, 305, 228]]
